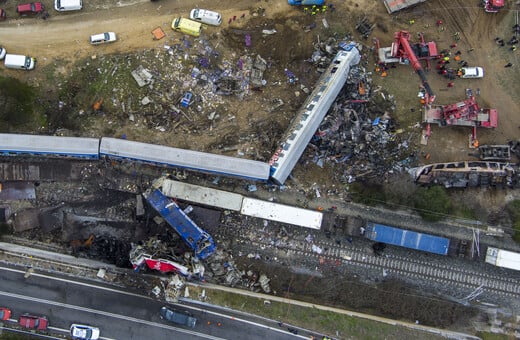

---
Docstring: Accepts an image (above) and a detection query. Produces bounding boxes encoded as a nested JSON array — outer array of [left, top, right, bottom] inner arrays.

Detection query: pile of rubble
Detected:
[[309, 72, 415, 183]]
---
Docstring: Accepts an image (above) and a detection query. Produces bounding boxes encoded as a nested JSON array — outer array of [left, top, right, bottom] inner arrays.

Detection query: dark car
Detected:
[[160, 306, 197, 328], [16, 2, 44, 15], [0, 307, 11, 320], [18, 314, 48, 330]]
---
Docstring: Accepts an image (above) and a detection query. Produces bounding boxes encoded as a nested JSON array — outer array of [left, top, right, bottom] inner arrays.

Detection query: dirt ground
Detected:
[[1, 0, 518, 164]]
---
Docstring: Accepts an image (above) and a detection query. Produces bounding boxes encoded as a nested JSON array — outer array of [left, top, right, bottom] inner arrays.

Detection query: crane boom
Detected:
[[393, 31, 436, 104]]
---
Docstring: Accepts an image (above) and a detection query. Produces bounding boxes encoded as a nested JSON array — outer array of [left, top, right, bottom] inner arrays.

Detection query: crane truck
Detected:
[[381, 31, 438, 104]]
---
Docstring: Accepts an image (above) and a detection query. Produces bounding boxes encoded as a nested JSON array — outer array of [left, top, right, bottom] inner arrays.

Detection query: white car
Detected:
[[70, 324, 100, 340], [0, 47, 6, 60], [90, 32, 117, 45], [461, 67, 484, 79], [189, 8, 222, 26]]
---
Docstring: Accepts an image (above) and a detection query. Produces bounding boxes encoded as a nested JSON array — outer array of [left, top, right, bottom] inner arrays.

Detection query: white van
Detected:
[[189, 9, 222, 26], [90, 32, 117, 45], [54, 0, 82, 11], [4, 54, 36, 70], [461, 67, 484, 79]]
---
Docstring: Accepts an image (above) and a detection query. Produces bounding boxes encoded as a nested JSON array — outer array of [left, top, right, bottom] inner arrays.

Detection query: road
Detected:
[[0, 265, 301, 339]]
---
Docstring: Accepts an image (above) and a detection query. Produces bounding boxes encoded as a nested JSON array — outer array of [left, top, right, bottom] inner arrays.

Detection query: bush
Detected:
[[506, 200, 520, 243], [413, 186, 452, 222]]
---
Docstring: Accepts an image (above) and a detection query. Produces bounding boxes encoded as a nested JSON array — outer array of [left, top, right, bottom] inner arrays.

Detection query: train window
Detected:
[[307, 104, 315, 110], [331, 67, 338, 74], [301, 114, 309, 121], [434, 164, 445, 169], [313, 95, 320, 102], [446, 163, 456, 169], [283, 143, 291, 151], [288, 133, 296, 141]]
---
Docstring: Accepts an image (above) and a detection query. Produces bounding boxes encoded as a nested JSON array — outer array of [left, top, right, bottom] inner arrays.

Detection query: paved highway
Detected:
[[0, 265, 301, 339]]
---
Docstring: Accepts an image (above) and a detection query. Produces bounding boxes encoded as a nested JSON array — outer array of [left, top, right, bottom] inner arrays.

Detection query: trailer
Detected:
[[365, 222, 450, 255], [143, 189, 216, 259], [241, 197, 322, 230], [485, 247, 520, 271]]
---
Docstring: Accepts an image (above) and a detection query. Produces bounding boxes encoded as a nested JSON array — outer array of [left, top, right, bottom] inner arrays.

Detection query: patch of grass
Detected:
[[186, 285, 447, 339], [506, 200, 520, 243], [412, 186, 452, 222], [476, 332, 514, 340]]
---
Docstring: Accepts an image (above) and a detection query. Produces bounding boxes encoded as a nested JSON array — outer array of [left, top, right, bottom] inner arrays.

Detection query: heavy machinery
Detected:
[[422, 96, 498, 146], [483, 0, 505, 13], [378, 31, 438, 104]]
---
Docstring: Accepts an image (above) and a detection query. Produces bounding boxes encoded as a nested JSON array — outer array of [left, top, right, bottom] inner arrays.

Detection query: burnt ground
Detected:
[[1, 0, 520, 336]]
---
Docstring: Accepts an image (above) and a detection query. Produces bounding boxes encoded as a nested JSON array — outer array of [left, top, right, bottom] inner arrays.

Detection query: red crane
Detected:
[[391, 31, 437, 104]]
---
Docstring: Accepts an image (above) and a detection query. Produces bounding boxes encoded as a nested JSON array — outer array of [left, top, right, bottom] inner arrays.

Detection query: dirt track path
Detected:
[[0, 0, 290, 66]]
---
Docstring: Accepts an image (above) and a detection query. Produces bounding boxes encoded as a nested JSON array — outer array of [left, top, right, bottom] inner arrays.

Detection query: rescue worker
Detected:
[[409, 19, 415, 25], [447, 82, 454, 88], [322, 5, 327, 12], [443, 56, 450, 62], [454, 55, 461, 61], [512, 45, 517, 52]]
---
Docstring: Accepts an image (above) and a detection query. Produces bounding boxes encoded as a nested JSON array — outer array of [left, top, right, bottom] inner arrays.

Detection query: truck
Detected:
[[288, 0, 325, 5], [4, 54, 36, 70]]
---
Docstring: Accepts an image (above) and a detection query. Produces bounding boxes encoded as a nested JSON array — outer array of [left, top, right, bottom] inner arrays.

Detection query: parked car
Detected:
[[0, 8, 6, 20], [160, 306, 197, 328], [461, 67, 484, 79], [0, 47, 6, 60], [18, 314, 48, 330], [16, 2, 44, 15], [70, 324, 100, 340], [189, 8, 222, 26], [0, 307, 11, 320], [90, 32, 117, 45]]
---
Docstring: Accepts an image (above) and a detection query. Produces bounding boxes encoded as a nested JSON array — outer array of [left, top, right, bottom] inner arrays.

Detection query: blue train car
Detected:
[[365, 222, 450, 256], [144, 189, 216, 260]]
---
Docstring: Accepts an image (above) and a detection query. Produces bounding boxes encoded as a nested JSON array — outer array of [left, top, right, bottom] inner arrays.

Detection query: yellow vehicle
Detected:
[[171, 17, 202, 37]]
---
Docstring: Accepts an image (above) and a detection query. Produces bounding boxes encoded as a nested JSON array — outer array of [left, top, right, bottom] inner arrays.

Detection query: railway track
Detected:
[[217, 226, 520, 298]]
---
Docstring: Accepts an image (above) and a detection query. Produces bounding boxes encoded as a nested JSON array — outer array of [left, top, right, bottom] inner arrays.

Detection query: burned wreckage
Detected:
[[409, 161, 520, 188]]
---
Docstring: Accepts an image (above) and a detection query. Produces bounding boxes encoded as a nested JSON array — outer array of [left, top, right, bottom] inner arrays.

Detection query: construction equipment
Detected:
[[422, 96, 498, 145], [483, 0, 504, 13], [378, 31, 438, 104]]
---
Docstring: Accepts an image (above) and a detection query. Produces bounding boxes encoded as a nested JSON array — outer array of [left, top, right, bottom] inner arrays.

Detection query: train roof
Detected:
[[270, 47, 360, 185], [241, 197, 322, 229], [157, 178, 243, 211], [100, 137, 270, 181], [365, 223, 450, 255], [0, 133, 100, 158]]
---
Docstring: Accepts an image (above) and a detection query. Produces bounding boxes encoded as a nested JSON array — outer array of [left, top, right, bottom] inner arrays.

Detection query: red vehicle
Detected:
[[0, 307, 11, 320], [18, 314, 48, 330], [16, 2, 44, 15]]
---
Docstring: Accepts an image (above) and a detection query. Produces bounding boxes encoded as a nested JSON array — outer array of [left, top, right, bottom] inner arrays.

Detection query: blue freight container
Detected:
[[365, 223, 449, 256]]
